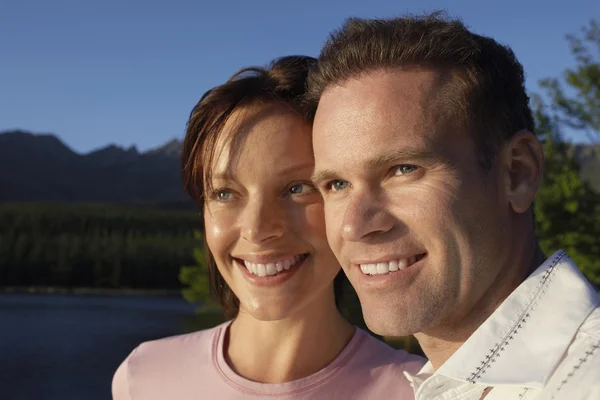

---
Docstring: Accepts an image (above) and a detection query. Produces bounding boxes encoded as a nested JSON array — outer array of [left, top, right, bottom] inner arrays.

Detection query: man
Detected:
[[307, 12, 600, 399]]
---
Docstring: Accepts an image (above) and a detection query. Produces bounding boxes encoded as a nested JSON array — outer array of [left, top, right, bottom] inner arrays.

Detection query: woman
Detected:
[[112, 56, 424, 399]]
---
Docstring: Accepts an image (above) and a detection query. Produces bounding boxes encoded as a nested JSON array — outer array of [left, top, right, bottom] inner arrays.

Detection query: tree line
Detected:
[[0, 203, 200, 289]]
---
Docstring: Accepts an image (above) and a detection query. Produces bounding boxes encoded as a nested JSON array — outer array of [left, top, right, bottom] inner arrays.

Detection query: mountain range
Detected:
[[0, 130, 192, 209], [0, 130, 598, 209]]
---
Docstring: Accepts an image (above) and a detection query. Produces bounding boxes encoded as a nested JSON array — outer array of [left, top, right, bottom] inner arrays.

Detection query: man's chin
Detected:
[[361, 304, 421, 337]]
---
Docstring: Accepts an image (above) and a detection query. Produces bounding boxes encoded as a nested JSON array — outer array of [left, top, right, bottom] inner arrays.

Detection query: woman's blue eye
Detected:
[[216, 190, 232, 201], [289, 184, 314, 194]]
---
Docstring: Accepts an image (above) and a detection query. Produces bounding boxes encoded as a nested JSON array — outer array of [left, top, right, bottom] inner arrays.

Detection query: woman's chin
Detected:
[[237, 301, 299, 322]]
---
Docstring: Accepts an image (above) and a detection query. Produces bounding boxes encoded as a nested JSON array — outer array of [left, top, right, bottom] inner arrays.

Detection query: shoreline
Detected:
[[0, 286, 182, 297]]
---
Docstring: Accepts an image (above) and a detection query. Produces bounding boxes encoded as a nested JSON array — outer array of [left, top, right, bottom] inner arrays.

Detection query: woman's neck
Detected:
[[224, 290, 354, 383]]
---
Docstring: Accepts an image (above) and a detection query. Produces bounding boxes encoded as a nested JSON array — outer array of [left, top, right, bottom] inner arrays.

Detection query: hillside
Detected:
[[0, 130, 192, 209]]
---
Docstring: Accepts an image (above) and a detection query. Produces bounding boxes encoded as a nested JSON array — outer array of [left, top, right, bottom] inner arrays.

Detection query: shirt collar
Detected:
[[406, 250, 599, 390], [403, 362, 434, 391], [438, 250, 599, 388]]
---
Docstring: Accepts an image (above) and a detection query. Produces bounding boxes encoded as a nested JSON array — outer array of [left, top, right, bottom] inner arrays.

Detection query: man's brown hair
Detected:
[[306, 11, 535, 170], [181, 55, 346, 316]]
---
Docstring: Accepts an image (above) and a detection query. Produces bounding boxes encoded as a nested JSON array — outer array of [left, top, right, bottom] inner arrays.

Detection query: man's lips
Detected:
[[352, 253, 427, 276]]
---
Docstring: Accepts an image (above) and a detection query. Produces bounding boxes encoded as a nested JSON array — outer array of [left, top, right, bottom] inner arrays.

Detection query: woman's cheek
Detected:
[[204, 208, 237, 250]]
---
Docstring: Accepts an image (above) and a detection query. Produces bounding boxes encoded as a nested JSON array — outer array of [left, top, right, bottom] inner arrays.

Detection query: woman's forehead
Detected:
[[210, 105, 312, 171]]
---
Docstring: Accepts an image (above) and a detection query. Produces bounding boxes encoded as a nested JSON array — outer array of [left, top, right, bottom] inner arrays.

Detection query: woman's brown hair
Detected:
[[181, 55, 346, 317]]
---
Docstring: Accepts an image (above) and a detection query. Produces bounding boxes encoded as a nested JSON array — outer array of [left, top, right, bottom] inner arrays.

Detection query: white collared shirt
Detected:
[[405, 250, 600, 400]]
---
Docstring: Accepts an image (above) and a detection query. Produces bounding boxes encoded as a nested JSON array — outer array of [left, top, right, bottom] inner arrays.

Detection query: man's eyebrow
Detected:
[[366, 149, 437, 168], [311, 169, 339, 185], [311, 149, 438, 185]]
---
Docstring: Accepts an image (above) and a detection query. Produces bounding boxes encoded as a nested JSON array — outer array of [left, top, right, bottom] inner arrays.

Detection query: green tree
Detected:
[[533, 19, 600, 287], [533, 97, 600, 286], [540, 19, 599, 142], [179, 231, 218, 311]]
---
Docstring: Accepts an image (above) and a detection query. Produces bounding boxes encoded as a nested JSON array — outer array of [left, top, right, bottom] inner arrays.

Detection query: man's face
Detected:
[[312, 69, 512, 336]]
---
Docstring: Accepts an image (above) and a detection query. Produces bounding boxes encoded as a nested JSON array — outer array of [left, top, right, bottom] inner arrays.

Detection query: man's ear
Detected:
[[499, 130, 544, 214]]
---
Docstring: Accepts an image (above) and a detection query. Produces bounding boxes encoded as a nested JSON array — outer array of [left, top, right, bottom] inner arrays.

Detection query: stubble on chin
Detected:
[[359, 282, 449, 337]]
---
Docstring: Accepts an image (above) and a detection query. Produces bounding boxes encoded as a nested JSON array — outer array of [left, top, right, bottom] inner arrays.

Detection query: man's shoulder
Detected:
[[543, 305, 600, 397], [580, 304, 600, 339]]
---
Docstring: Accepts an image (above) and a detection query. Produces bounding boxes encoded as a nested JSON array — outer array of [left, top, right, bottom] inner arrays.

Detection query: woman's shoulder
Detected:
[[313, 328, 425, 399], [351, 328, 426, 373], [133, 322, 224, 362], [112, 321, 230, 400]]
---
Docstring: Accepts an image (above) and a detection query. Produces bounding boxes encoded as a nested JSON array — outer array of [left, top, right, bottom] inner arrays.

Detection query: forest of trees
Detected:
[[0, 203, 199, 289]]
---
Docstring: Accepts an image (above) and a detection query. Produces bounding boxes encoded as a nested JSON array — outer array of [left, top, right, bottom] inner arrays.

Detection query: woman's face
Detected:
[[204, 103, 341, 321]]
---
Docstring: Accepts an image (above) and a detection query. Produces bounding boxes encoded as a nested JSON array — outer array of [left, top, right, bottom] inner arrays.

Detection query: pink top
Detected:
[[112, 322, 424, 399]]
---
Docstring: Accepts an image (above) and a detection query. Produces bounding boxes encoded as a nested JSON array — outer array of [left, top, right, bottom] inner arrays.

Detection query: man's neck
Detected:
[[415, 242, 546, 370]]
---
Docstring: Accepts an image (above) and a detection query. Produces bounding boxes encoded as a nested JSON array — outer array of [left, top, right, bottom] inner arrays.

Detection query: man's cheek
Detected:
[[324, 216, 342, 251], [323, 203, 338, 230]]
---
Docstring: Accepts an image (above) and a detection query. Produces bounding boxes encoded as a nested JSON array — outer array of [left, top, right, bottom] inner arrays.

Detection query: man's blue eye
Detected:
[[331, 180, 349, 191], [394, 165, 419, 175]]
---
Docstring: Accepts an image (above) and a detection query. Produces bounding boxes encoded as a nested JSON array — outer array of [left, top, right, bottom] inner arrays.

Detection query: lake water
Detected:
[[0, 293, 198, 400]]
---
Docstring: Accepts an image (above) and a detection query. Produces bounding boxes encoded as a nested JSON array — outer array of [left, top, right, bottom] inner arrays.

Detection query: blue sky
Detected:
[[1, 0, 597, 153]]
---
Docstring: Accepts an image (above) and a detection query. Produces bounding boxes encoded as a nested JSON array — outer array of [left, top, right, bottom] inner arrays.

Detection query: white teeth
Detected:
[[367, 264, 376, 275], [242, 255, 304, 277], [359, 256, 421, 276], [398, 259, 407, 270], [257, 264, 266, 277]]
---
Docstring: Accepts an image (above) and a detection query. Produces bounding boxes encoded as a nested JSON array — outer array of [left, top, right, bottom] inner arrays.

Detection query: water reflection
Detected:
[[1, 294, 197, 400]]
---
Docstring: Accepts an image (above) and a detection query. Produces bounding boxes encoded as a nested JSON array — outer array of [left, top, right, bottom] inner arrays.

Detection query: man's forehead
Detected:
[[314, 70, 448, 135], [316, 68, 445, 109], [312, 68, 460, 158]]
